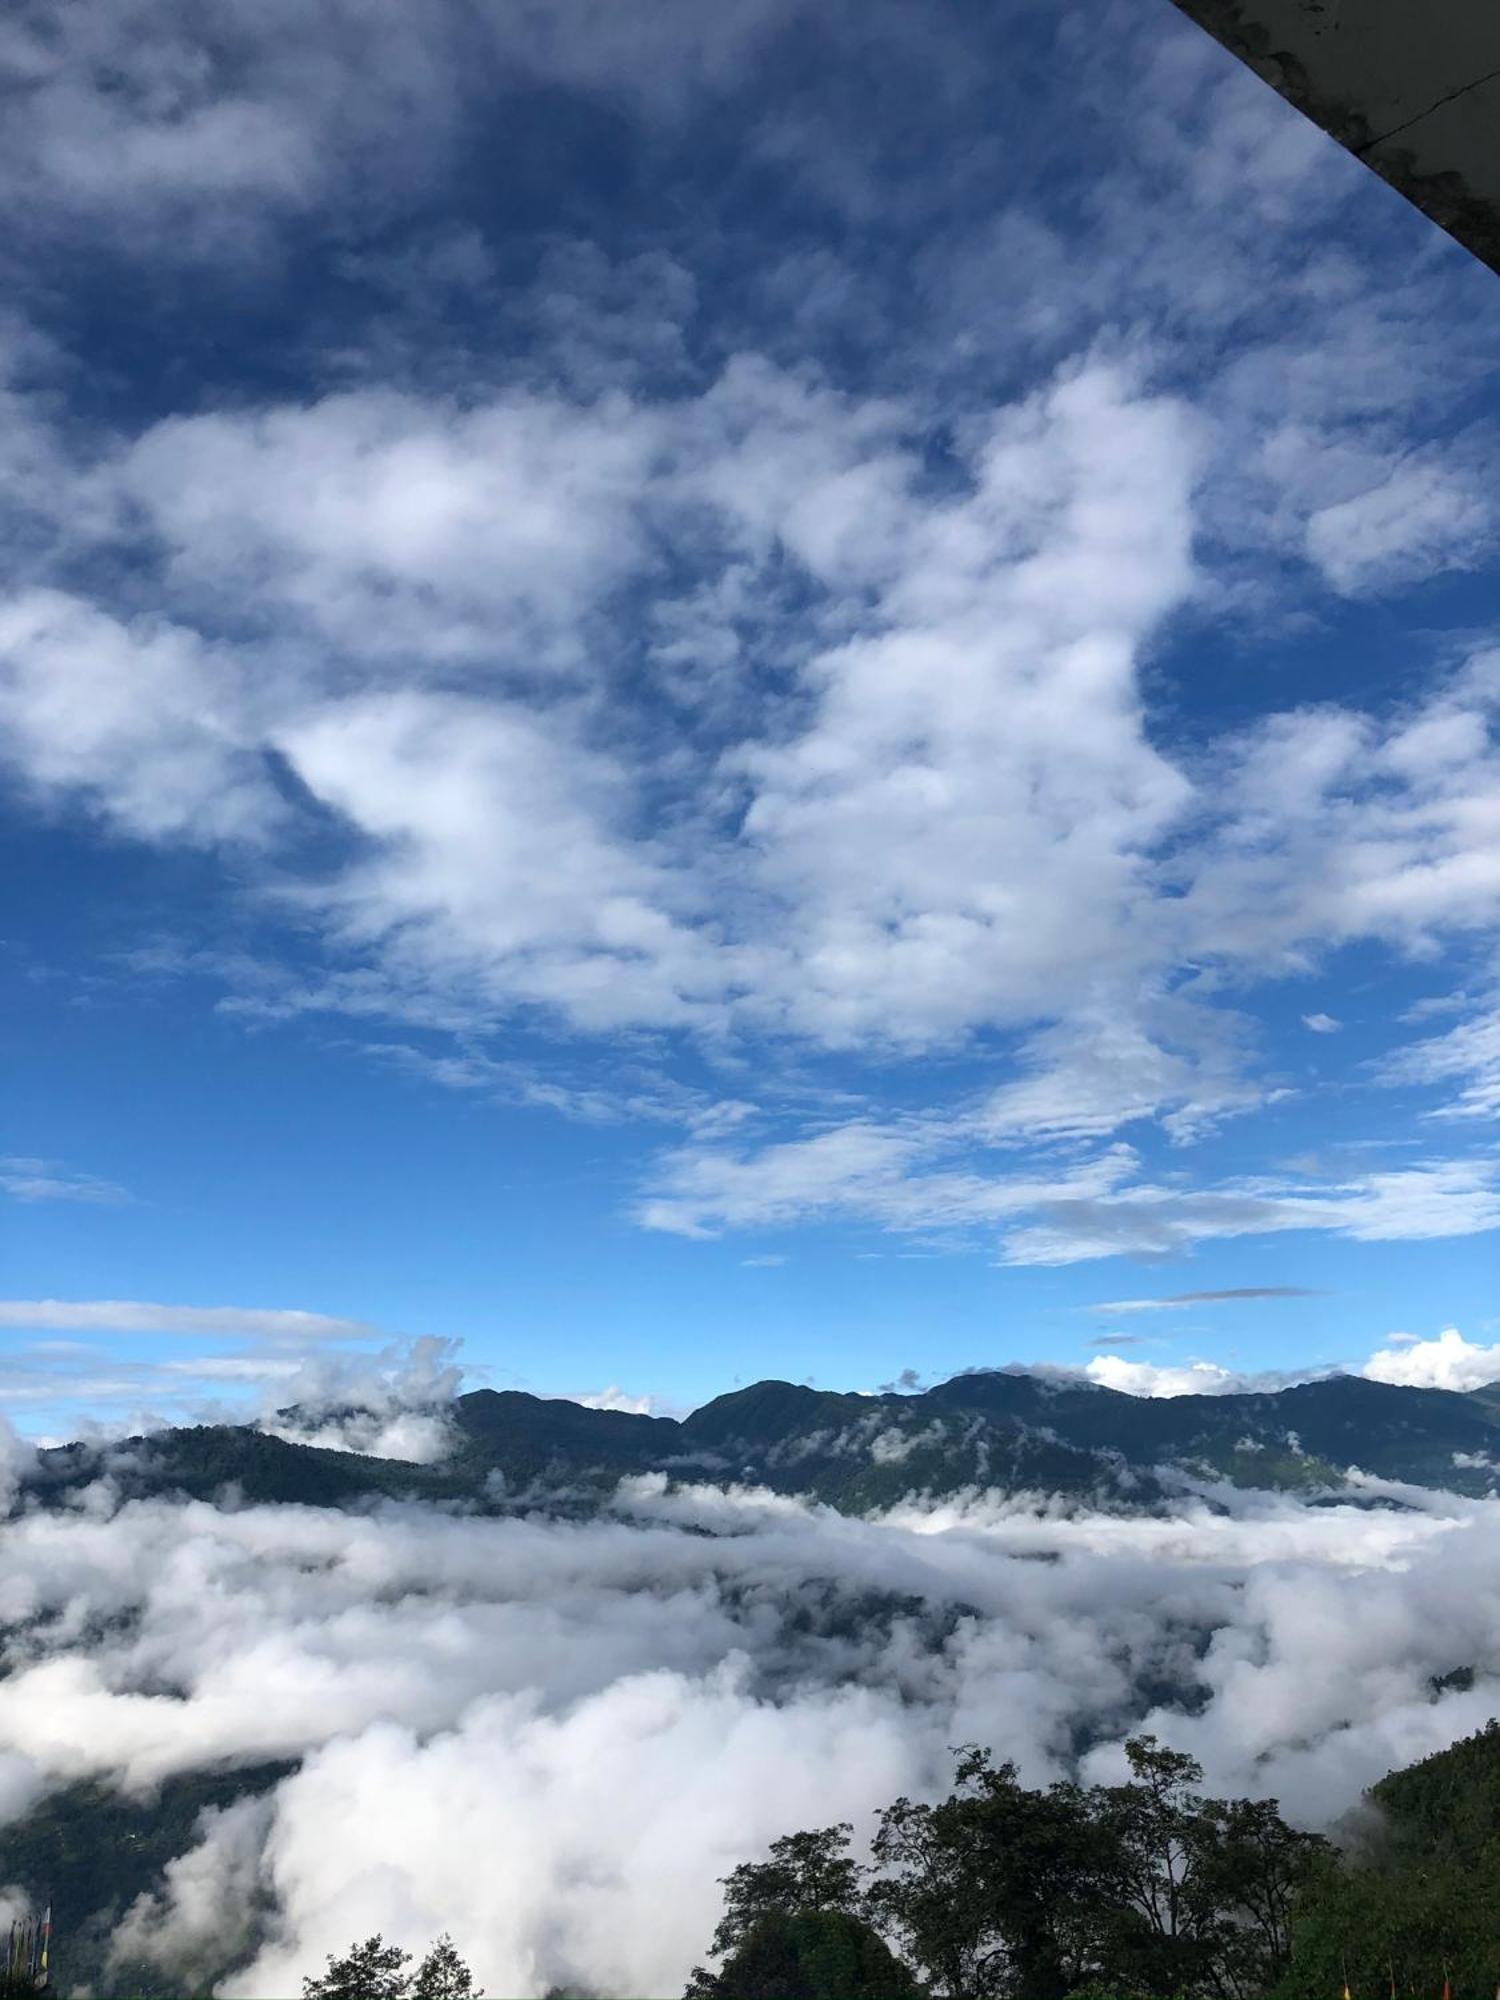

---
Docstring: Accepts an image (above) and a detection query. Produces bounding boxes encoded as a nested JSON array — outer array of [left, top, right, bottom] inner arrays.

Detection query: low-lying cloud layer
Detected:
[[0, 1470, 1497, 1997]]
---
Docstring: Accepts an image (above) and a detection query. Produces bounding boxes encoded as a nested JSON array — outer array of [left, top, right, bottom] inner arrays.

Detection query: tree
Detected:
[[302, 1933, 414, 2000], [1090, 1735, 1205, 1971], [303, 1932, 482, 2000], [686, 1908, 924, 2000], [867, 1750, 1108, 2000], [1088, 1737, 1324, 2000], [1188, 1796, 1326, 1998], [707, 1824, 865, 1960], [414, 1933, 483, 1999]]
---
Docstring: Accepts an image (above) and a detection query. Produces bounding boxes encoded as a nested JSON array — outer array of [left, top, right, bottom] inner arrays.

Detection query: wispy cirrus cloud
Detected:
[[1379, 989, 1500, 1122], [1089, 1287, 1327, 1315], [640, 1119, 1500, 1266], [0, 1157, 130, 1205], [1003, 1159, 1500, 1266], [0, 1300, 374, 1340]]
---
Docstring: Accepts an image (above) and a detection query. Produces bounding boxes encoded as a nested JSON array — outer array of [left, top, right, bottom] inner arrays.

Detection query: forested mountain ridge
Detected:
[[17, 1368, 1500, 1515]]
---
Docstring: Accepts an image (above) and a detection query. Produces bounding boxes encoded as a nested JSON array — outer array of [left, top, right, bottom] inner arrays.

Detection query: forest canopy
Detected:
[[677, 1724, 1500, 2000], [19, 1722, 1498, 1999]]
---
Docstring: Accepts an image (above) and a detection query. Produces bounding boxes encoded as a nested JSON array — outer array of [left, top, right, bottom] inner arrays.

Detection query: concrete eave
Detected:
[[1169, 0, 1500, 276]]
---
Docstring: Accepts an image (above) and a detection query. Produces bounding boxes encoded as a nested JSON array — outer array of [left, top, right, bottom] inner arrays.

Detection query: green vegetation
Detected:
[[0, 1762, 294, 1998], [1270, 1721, 1500, 2000], [680, 1726, 1500, 2000], [51, 1723, 1488, 1999], [303, 1932, 480, 1999], [20, 1371, 1500, 1526], [687, 1909, 924, 2000]]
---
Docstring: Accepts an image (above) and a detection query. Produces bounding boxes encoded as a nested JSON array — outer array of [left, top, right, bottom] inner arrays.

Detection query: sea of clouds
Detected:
[[1, 1447, 1498, 1998]]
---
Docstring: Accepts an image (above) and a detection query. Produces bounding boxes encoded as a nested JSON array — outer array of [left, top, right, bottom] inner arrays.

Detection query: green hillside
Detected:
[[20, 1369, 1500, 1524], [0, 1763, 294, 1998], [1274, 1721, 1500, 1999]]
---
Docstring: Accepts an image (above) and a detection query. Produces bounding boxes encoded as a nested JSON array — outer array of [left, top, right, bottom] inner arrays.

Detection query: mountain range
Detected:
[[21, 1368, 1500, 1515]]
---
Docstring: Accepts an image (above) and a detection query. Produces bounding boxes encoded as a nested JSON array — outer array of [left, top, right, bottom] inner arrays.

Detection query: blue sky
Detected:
[[2, 0, 1499, 1439]]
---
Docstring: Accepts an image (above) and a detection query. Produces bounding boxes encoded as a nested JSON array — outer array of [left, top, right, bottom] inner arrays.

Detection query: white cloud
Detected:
[[0, 589, 275, 844], [1001, 1157, 1500, 1265], [0, 1301, 374, 1341], [264, 1410, 457, 1465], [1381, 993, 1500, 1120], [1089, 1288, 1321, 1313], [1, 1477, 1499, 1997], [272, 689, 719, 1035], [111, 1794, 275, 1990], [1, 356, 1489, 1271], [643, 1123, 1500, 1265], [637, 1124, 1139, 1240], [0, 0, 794, 252], [1084, 1356, 1243, 1397], [0, 1157, 129, 1204], [1068, 1324, 1500, 1399], [1362, 1326, 1500, 1392], [570, 1386, 663, 1417], [0, 352, 1210, 1057], [120, 389, 662, 664], [1182, 662, 1500, 972], [728, 362, 1199, 1049], [1302, 1012, 1340, 1034], [974, 997, 1269, 1146], [0, 1414, 37, 1513], [0, 316, 1494, 1155], [1305, 460, 1492, 596], [0, 1332, 462, 1447], [0, 5, 1496, 1284]]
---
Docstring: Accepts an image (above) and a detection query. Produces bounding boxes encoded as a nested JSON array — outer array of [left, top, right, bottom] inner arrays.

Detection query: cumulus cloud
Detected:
[[1068, 1324, 1500, 1399], [1, 267, 1497, 1275], [1082, 1356, 1286, 1397], [258, 1336, 466, 1454], [0, 0, 795, 255], [0, 0, 1496, 1298], [1361, 1326, 1500, 1393], [0, 590, 277, 845], [44, 340, 1485, 1085], [0, 1476, 1498, 1997], [120, 389, 664, 664], [1181, 660, 1500, 974]]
